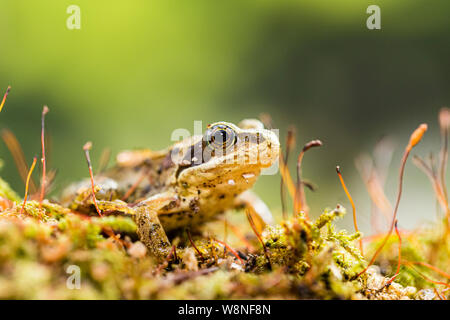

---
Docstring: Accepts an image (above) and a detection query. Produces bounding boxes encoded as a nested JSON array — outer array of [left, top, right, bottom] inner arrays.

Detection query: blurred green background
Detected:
[[0, 0, 449, 233]]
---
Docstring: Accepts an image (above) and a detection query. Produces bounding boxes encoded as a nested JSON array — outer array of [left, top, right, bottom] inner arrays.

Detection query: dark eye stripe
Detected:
[[174, 140, 209, 178], [174, 127, 266, 178]]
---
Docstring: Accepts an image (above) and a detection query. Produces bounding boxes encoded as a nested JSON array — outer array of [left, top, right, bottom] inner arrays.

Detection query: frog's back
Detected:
[[60, 149, 175, 206]]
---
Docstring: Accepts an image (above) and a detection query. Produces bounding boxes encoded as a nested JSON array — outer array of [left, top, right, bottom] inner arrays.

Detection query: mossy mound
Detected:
[[0, 194, 444, 300]]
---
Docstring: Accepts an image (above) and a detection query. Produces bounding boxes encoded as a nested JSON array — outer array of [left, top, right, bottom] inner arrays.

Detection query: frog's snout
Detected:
[[258, 129, 280, 168]]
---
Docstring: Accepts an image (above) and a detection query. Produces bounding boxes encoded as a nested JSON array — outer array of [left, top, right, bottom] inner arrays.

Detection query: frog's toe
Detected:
[[61, 177, 121, 210]]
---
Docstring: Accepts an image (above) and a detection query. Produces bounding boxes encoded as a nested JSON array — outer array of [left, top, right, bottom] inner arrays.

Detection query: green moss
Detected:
[[91, 216, 137, 233], [0, 173, 446, 299]]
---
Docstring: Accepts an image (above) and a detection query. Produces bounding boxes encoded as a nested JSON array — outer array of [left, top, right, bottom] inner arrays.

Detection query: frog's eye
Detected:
[[205, 124, 237, 151]]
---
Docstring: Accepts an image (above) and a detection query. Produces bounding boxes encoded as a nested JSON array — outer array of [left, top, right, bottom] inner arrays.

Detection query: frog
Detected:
[[61, 119, 280, 260]]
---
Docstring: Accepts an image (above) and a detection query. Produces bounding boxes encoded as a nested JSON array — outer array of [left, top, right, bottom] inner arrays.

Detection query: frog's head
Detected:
[[173, 119, 279, 192]]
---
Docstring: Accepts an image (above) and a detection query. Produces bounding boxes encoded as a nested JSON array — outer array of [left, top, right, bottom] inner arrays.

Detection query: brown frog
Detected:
[[61, 119, 279, 260]]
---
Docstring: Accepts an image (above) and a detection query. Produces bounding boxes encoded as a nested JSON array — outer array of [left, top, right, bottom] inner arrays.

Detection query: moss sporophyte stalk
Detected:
[[0, 86, 448, 299]]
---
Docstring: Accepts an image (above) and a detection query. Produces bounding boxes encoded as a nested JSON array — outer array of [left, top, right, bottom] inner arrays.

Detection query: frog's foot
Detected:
[[61, 177, 121, 213], [235, 190, 274, 234], [76, 194, 176, 262], [133, 194, 179, 261]]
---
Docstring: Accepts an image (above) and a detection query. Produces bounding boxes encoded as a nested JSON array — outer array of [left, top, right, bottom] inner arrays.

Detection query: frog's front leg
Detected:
[[65, 179, 177, 261], [133, 194, 179, 261], [83, 197, 175, 261]]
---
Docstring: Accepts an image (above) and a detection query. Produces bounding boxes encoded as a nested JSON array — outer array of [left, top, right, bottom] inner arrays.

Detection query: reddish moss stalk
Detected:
[[405, 262, 450, 289], [336, 165, 363, 255], [404, 260, 450, 280], [0, 85, 11, 113], [83, 142, 102, 217], [386, 220, 402, 285], [187, 229, 204, 260], [39, 106, 49, 209], [279, 150, 296, 200], [97, 147, 111, 173], [246, 207, 271, 269], [439, 108, 450, 225], [294, 140, 322, 217], [1, 129, 38, 193], [21, 157, 37, 214], [214, 239, 244, 264], [226, 221, 255, 252], [121, 169, 148, 201], [357, 124, 427, 278], [280, 128, 295, 220], [412, 156, 447, 212]]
